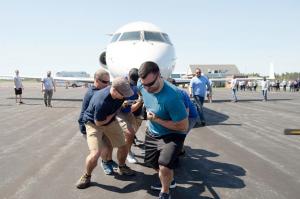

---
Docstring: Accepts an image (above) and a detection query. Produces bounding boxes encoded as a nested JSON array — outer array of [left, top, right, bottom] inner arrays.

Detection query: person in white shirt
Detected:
[[14, 69, 24, 104], [261, 77, 269, 101], [41, 71, 56, 107], [282, 80, 287, 92], [231, 76, 238, 102]]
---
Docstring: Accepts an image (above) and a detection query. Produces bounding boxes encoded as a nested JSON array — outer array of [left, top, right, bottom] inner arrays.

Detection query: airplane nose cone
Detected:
[[106, 42, 176, 78]]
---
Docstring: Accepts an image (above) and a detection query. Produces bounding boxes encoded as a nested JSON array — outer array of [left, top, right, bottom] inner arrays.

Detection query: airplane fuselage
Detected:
[[100, 22, 176, 78]]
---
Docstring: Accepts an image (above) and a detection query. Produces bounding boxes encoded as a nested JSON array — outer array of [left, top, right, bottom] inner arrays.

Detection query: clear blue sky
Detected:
[[1, 0, 299, 77]]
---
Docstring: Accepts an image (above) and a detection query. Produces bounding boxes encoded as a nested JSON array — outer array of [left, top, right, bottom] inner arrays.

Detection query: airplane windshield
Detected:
[[144, 31, 166, 43], [119, 31, 141, 41], [110, 33, 121, 43], [162, 33, 172, 45]]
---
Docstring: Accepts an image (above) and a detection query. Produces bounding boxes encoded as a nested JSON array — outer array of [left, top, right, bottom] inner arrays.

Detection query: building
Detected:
[[188, 64, 240, 78], [187, 64, 241, 87]]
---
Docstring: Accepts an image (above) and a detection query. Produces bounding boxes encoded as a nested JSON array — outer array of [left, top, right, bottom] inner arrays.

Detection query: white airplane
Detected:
[[99, 21, 176, 79], [0, 21, 176, 82]]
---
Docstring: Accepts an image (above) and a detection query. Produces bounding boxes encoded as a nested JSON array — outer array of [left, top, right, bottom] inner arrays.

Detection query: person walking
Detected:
[[41, 71, 56, 107], [231, 76, 238, 102], [261, 77, 269, 101], [189, 68, 211, 126]]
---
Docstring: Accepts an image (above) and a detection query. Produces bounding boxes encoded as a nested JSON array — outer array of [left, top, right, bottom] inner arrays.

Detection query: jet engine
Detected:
[[99, 51, 107, 69]]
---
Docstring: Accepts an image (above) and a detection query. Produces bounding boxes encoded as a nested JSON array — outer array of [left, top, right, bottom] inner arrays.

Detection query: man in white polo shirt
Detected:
[[14, 69, 24, 104]]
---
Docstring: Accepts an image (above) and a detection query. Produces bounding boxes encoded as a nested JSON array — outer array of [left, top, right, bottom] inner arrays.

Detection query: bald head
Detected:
[[94, 68, 110, 81], [94, 68, 110, 89]]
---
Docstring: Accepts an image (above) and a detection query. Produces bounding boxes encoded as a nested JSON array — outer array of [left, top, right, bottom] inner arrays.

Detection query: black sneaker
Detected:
[[158, 192, 171, 199], [151, 179, 176, 191], [178, 149, 186, 156]]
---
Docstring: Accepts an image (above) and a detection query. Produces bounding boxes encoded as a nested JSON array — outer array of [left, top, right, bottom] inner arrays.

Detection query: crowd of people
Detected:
[[235, 79, 300, 93], [74, 63, 213, 199], [230, 77, 300, 102], [11, 67, 299, 198]]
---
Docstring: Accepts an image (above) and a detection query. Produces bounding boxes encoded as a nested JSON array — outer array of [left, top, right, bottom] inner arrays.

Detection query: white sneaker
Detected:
[[127, 152, 138, 164]]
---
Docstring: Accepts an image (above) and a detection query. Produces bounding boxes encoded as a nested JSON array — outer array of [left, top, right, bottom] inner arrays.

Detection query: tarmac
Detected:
[[0, 81, 300, 199]]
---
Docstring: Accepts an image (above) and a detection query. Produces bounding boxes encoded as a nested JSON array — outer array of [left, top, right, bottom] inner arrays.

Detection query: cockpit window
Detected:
[[162, 33, 172, 45], [110, 33, 121, 43], [119, 31, 141, 41], [144, 31, 165, 43]]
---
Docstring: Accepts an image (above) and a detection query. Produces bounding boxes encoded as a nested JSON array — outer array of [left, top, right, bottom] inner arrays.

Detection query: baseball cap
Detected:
[[112, 77, 133, 98]]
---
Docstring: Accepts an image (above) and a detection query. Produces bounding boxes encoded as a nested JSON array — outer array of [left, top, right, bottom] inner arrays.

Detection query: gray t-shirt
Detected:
[[42, 77, 54, 90], [14, 76, 23, 89]]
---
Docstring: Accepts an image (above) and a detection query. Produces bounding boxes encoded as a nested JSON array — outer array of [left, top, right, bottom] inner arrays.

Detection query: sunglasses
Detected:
[[98, 79, 110, 84], [142, 74, 159, 87]]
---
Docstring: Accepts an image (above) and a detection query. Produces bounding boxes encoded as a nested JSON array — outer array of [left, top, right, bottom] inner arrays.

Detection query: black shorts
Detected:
[[14, 88, 22, 95], [144, 129, 185, 170]]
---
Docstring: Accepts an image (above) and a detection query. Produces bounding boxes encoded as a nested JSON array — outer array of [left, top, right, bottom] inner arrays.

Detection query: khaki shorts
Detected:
[[117, 112, 138, 132], [85, 120, 126, 151], [117, 112, 143, 132]]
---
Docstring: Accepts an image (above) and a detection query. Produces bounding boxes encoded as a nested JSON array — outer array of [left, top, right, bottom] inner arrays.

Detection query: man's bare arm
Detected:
[[147, 112, 188, 132]]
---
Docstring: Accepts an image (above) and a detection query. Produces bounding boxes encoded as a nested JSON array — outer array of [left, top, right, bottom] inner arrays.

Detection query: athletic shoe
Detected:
[[118, 164, 135, 176], [151, 179, 176, 191], [108, 160, 119, 172], [178, 149, 186, 156], [158, 192, 171, 199], [76, 173, 91, 189], [127, 151, 138, 164], [101, 160, 113, 175]]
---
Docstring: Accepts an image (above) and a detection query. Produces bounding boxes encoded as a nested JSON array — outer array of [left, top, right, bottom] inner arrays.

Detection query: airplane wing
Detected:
[[51, 76, 93, 83], [0, 75, 94, 83]]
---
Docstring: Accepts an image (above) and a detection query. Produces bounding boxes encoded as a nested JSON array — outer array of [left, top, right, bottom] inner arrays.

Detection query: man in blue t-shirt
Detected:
[[76, 77, 135, 189], [138, 61, 188, 199], [189, 68, 211, 126]]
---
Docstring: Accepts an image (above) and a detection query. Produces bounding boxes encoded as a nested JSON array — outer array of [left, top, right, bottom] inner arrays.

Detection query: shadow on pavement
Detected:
[[201, 107, 241, 127], [172, 147, 246, 199], [88, 147, 245, 199], [7, 97, 83, 102], [211, 98, 292, 103]]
